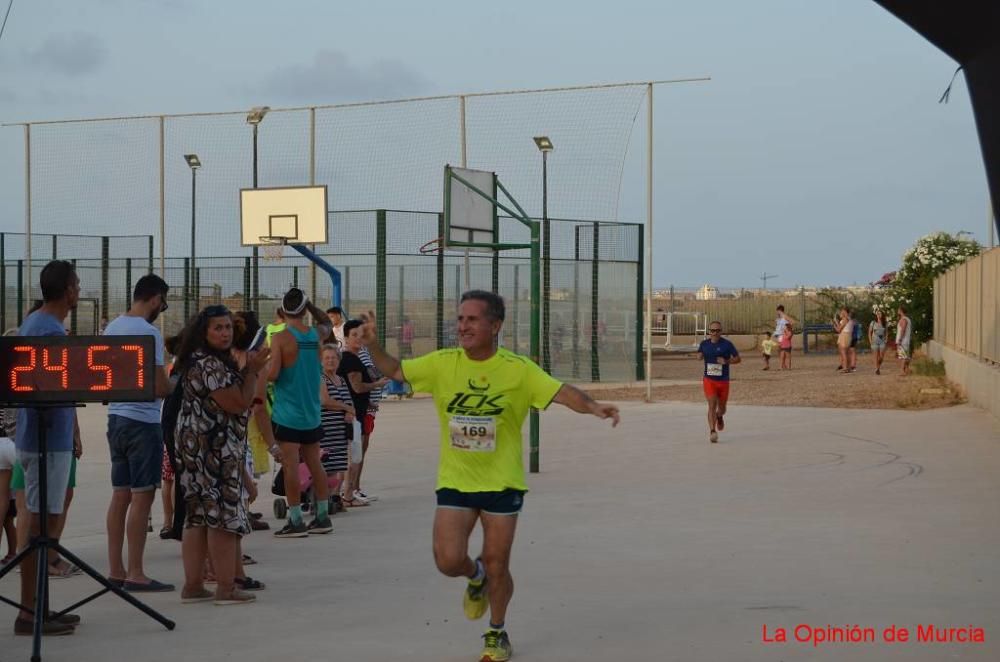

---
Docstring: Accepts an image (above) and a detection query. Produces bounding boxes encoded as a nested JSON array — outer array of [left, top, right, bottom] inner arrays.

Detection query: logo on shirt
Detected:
[[446, 389, 504, 416], [467, 378, 489, 392]]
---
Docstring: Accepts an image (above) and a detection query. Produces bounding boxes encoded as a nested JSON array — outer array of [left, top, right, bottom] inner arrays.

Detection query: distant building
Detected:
[[696, 284, 719, 300]]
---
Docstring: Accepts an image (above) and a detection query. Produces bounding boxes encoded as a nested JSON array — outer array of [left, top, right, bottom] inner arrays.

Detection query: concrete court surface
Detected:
[[1, 398, 998, 662]]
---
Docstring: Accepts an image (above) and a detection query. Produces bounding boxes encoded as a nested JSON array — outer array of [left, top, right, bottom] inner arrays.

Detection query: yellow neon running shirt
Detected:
[[402, 347, 562, 493]]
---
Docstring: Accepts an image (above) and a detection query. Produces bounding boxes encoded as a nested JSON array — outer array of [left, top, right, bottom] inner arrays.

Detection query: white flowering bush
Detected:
[[877, 232, 981, 342]]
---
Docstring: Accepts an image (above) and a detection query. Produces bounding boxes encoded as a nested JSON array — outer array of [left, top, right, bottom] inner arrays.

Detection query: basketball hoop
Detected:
[[260, 236, 288, 262], [419, 237, 444, 255]]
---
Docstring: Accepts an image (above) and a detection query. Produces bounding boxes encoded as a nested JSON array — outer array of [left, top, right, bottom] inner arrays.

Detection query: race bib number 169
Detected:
[[448, 415, 496, 452]]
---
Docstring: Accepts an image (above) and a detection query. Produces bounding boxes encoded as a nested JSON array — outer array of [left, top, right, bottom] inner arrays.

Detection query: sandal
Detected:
[[234, 576, 265, 591], [342, 498, 368, 508], [241, 553, 257, 566], [159, 526, 173, 540], [214, 588, 256, 606], [48, 560, 82, 579]]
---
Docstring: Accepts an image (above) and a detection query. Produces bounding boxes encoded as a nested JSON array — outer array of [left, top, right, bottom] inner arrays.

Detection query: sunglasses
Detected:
[[709, 328, 722, 333]]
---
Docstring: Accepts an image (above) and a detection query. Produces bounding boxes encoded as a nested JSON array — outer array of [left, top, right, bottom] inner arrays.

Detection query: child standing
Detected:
[[760, 332, 776, 370], [779, 322, 793, 369]]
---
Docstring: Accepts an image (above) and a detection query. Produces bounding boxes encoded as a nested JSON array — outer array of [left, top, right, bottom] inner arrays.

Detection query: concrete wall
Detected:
[[928, 340, 1000, 422]]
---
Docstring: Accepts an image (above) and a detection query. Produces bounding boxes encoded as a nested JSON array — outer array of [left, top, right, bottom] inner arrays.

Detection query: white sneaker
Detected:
[[355, 490, 378, 502], [352, 490, 371, 504]]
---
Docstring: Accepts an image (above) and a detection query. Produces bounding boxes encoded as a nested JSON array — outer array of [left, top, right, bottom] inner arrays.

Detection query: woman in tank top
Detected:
[[868, 310, 888, 375]]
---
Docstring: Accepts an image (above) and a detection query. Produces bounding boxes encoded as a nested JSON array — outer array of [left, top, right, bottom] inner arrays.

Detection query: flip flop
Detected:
[[241, 554, 257, 566], [49, 561, 82, 579], [234, 576, 265, 591], [159, 526, 173, 540]]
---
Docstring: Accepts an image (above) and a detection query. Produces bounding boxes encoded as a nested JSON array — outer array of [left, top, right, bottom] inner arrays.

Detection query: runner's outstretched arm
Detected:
[[306, 301, 333, 341], [552, 384, 620, 427], [357, 310, 405, 382]]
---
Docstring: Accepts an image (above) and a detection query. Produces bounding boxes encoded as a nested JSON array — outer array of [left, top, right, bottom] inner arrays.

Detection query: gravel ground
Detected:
[[587, 349, 964, 410]]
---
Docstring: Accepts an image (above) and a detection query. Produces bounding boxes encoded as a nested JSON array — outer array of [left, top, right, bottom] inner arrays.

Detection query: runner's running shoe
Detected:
[[479, 629, 512, 662], [463, 560, 489, 620]]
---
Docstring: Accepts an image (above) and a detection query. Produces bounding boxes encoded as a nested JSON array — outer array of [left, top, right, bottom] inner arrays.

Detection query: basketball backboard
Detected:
[[443, 166, 497, 251], [240, 185, 328, 246]]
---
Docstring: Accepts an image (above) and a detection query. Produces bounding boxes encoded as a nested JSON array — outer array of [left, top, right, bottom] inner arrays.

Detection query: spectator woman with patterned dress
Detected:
[[173, 305, 269, 605]]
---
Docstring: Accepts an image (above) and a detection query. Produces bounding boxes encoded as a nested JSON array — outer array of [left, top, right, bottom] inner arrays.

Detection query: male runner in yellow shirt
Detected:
[[357, 290, 619, 662]]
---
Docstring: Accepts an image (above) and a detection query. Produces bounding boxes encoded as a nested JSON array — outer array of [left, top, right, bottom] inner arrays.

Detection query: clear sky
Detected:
[[0, 0, 990, 289]]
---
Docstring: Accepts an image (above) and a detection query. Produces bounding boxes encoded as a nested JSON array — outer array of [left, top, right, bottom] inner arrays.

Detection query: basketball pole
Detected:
[[645, 82, 653, 402], [460, 95, 471, 291], [288, 243, 342, 308], [444, 167, 541, 471]]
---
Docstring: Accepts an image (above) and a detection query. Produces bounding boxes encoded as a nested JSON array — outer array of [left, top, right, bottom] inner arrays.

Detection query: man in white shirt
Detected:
[[102, 275, 174, 591], [327, 306, 345, 346]]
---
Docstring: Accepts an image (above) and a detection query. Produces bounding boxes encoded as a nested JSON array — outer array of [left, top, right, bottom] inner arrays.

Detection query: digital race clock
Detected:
[[0, 335, 155, 403]]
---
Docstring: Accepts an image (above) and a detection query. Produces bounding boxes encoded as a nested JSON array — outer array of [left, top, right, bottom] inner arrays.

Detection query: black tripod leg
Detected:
[[32, 544, 47, 662], [0, 542, 37, 581], [53, 544, 176, 630]]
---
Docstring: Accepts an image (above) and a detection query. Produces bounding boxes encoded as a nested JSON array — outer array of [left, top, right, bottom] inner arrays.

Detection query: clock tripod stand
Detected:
[[0, 404, 175, 662]]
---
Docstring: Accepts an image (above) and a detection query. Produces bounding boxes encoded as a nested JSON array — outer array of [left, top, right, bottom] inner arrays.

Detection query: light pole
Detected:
[[184, 154, 201, 318], [247, 106, 270, 314], [534, 136, 553, 373]]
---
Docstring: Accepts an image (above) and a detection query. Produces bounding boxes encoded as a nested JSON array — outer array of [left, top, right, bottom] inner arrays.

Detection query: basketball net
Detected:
[[260, 237, 286, 262]]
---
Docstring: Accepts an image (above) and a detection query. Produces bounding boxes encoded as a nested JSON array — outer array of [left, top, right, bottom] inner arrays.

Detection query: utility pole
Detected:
[[760, 272, 779, 290]]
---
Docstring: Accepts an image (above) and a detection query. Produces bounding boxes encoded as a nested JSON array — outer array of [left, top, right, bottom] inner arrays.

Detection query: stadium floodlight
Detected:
[[534, 136, 554, 372], [246, 107, 270, 312], [533, 136, 554, 152], [246, 106, 270, 125], [184, 154, 201, 318]]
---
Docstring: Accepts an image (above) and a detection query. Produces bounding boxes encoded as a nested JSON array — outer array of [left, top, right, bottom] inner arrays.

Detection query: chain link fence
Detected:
[[6, 213, 643, 382]]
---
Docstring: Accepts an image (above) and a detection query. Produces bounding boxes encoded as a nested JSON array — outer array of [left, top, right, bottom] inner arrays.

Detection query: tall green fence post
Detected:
[[529, 219, 541, 473], [125, 258, 133, 313], [635, 224, 645, 380], [183, 258, 191, 320], [101, 236, 110, 324], [590, 222, 600, 382], [572, 226, 580, 379], [512, 264, 520, 354], [1, 233, 6, 333], [397, 265, 405, 353], [376, 210, 387, 345], [51, 235, 57, 260], [436, 213, 445, 349], [16, 259, 23, 327], [243, 257, 251, 312], [69, 259, 78, 334], [148, 235, 154, 273]]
